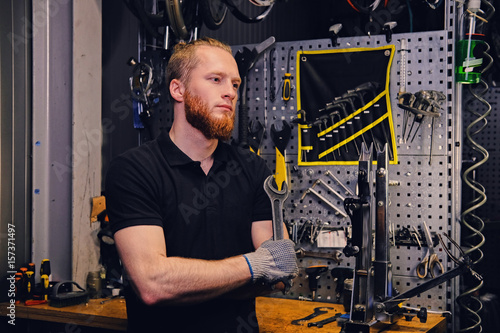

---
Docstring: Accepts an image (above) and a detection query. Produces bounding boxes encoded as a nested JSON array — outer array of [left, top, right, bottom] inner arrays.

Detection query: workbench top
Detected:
[[1, 297, 447, 332]]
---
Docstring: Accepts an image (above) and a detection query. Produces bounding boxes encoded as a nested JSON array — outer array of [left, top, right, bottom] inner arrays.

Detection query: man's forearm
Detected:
[[130, 255, 252, 306]]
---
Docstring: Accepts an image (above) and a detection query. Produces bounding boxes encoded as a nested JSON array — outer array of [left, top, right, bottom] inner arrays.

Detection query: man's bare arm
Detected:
[[114, 225, 252, 306]]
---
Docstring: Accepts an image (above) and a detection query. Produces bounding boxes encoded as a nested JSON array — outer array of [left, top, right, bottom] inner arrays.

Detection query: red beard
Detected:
[[184, 90, 235, 141]]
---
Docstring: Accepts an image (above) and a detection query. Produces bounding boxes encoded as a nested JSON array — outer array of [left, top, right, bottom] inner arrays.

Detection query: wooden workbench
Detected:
[[256, 298, 447, 333], [1, 297, 447, 332]]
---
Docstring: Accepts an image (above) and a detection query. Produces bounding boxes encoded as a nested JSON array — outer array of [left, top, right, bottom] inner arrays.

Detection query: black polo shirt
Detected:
[[105, 129, 272, 332]]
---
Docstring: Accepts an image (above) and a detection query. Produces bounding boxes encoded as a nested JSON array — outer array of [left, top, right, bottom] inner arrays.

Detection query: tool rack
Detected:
[[228, 29, 459, 314]]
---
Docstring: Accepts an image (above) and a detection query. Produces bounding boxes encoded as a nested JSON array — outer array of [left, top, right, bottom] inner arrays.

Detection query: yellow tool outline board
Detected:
[[296, 45, 398, 165]]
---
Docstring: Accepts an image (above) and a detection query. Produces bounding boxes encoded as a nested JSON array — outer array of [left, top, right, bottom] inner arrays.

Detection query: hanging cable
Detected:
[[458, 0, 495, 331]]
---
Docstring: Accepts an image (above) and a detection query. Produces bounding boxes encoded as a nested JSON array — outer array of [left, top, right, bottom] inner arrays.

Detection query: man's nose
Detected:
[[224, 83, 237, 100]]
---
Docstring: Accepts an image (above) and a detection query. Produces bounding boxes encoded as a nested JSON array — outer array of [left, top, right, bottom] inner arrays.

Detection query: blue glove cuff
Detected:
[[242, 254, 254, 279]]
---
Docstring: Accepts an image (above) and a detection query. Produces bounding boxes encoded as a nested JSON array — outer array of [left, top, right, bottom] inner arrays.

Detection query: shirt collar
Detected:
[[157, 129, 230, 167]]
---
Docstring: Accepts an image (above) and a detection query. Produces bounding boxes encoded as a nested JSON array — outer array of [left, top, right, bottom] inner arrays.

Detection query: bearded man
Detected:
[[105, 37, 298, 333]]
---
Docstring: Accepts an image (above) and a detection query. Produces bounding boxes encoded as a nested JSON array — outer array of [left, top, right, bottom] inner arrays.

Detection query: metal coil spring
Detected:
[[459, 2, 495, 328]]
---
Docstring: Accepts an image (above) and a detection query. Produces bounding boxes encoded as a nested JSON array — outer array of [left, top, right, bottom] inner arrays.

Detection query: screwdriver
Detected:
[[18, 267, 28, 301], [40, 259, 51, 300], [26, 271, 35, 300], [40, 259, 51, 281], [282, 47, 293, 103], [15, 272, 23, 303], [28, 263, 36, 275], [40, 274, 49, 300]]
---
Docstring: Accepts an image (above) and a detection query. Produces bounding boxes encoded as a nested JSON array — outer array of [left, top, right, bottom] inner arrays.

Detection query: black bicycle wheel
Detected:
[[199, 0, 228, 30], [224, 0, 274, 24], [165, 0, 199, 40]]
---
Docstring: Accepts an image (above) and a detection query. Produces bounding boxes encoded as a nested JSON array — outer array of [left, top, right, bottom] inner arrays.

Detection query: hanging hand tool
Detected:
[[331, 267, 354, 302], [332, 98, 360, 155], [127, 57, 160, 137], [292, 109, 313, 162], [292, 109, 307, 125], [319, 115, 337, 160], [312, 119, 330, 161], [305, 265, 328, 300], [417, 222, 444, 279], [328, 23, 343, 47], [235, 36, 275, 148], [268, 48, 277, 102], [344, 85, 385, 155], [270, 120, 291, 190], [313, 179, 346, 202], [340, 92, 369, 147], [411, 226, 422, 248], [301, 186, 348, 218], [320, 103, 350, 154], [398, 90, 444, 164], [295, 248, 343, 263], [324, 170, 355, 196], [248, 120, 265, 155], [263, 175, 294, 293], [326, 110, 345, 156], [281, 47, 293, 103], [297, 219, 312, 243], [316, 112, 339, 159], [382, 21, 398, 43], [398, 38, 410, 141]]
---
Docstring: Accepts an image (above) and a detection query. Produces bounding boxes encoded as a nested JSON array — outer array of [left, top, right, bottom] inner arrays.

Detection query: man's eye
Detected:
[[212, 77, 220, 82]]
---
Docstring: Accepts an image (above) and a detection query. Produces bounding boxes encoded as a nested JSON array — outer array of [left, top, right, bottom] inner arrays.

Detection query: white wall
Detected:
[[32, 0, 102, 287]]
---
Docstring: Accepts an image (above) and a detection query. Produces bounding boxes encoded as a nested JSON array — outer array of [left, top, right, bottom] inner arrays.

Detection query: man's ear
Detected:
[[169, 79, 185, 102]]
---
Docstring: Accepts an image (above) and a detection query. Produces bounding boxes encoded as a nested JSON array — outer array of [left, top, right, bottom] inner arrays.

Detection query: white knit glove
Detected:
[[243, 239, 299, 284]]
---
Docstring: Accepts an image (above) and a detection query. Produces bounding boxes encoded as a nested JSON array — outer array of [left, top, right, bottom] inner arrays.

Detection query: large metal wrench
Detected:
[[264, 175, 288, 240], [263, 175, 293, 293]]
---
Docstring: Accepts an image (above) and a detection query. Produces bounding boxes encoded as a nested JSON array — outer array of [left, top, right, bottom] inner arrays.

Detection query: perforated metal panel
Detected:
[[233, 30, 458, 311]]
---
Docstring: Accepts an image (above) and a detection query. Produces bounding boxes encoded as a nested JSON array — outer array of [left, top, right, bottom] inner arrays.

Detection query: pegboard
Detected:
[[233, 30, 457, 312]]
